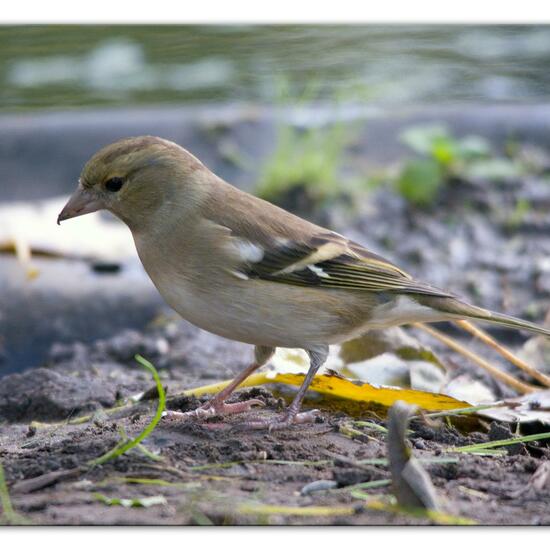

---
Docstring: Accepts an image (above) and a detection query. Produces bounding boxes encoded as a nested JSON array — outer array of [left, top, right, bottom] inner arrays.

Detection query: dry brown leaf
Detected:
[[478, 389, 550, 424]]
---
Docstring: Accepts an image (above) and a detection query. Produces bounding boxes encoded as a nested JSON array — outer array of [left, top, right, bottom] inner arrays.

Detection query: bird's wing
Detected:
[[228, 229, 453, 297]]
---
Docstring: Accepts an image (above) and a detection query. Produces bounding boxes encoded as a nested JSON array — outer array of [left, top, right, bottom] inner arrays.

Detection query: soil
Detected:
[[1, 316, 550, 526]]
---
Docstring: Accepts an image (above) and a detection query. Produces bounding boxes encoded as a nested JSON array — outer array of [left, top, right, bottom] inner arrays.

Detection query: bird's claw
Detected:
[[162, 398, 265, 422], [239, 408, 321, 431]]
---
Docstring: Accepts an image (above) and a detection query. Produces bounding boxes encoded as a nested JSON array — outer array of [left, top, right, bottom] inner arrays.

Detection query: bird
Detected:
[[58, 136, 550, 430]]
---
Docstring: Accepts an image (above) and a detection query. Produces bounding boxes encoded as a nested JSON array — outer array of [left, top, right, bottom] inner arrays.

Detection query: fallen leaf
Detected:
[[271, 327, 448, 392], [443, 374, 496, 404], [183, 371, 469, 412], [478, 390, 550, 424]]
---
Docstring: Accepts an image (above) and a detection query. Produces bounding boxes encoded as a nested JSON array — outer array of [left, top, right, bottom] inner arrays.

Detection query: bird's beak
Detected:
[[57, 185, 103, 225]]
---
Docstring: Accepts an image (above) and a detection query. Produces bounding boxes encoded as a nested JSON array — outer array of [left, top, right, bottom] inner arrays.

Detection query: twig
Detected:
[[455, 320, 550, 388], [413, 323, 535, 394], [10, 467, 83, 495]]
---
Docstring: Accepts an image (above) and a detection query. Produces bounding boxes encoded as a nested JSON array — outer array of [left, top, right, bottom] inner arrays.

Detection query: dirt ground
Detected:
[[1, 318, 549, 526]]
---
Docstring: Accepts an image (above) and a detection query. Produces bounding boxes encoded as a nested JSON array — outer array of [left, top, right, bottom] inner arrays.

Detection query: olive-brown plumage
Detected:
[[58, 136, 550, 429]]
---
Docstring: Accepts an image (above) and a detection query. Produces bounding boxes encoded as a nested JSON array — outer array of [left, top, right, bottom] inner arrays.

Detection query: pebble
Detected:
[[300, 479, 338, 496]]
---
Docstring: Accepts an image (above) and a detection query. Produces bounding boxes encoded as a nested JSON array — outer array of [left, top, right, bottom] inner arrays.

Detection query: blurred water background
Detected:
[[2, 24, 550, 111], [3, 24, 550, 374]]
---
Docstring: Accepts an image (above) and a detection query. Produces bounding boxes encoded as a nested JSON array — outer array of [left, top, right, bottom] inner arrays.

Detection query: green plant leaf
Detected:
[[399, 124, 449, 156], [257, 122, 351, 204], [431, 137, 456, 167], [396, 159, 443, 206]]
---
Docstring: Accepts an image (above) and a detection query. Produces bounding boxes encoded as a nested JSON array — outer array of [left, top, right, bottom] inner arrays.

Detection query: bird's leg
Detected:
[[243, 345, 329, 431], [163, 346, 275, 421]]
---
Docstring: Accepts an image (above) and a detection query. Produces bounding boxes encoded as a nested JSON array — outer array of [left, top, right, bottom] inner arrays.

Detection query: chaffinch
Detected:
[[58, 136, 550, 429]]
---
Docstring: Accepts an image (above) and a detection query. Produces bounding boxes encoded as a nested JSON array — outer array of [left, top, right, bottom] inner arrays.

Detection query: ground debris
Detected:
[[387, 401, 441, 512]]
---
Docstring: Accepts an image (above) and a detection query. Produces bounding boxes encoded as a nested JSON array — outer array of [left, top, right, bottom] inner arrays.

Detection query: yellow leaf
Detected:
[[183, 371, 470, 412]]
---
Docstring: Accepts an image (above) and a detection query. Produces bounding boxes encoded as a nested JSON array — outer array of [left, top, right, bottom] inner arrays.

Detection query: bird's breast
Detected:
[[133, 230, 381, 348]]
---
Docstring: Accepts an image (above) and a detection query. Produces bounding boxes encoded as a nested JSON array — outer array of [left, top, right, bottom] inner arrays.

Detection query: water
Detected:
[[1, 25, 550, 111]]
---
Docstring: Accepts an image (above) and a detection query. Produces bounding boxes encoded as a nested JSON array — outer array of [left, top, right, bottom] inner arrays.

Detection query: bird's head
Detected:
[[57, 136, 206, 230]]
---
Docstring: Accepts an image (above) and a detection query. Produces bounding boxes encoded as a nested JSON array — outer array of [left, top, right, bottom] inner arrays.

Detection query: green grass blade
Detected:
[[353, 421, 389, 433], [451, 431, 550, 453], [0, 461, 15, 523], [366, 500, 477, 525], [345, 479, 391, 492], [0, 461, 29, 525], [356, 457, 458, 466], [89, 355, 166, 466], [100, 477, 201, 489], [422, 403, 503, 419]]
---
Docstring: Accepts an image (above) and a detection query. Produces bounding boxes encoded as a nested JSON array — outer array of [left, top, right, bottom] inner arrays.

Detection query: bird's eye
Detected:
[[104, 177, 125, 192]]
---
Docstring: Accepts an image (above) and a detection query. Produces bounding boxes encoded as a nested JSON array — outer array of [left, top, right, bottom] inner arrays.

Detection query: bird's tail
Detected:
[[417, 295, 550, 338]]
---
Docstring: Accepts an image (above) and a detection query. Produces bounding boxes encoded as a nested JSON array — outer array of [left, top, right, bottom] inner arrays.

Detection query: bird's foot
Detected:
[[162, 398, 265, 422], [240, 408, 320, 431]]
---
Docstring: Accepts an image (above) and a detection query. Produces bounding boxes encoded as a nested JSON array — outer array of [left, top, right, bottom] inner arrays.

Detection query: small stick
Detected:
[[413, 323, 535, 394], [454, 320, 550, 388], [10, 467, 83, 495]]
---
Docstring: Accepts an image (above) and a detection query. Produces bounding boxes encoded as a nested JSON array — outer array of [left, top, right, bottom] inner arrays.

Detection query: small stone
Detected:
[[26, 425, 37, 438], [300, 479, 338, 495]]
